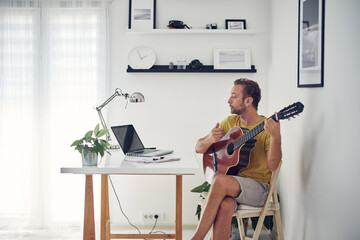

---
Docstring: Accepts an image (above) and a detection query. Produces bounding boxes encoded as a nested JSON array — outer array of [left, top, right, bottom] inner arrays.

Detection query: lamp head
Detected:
[[129, 92, 145, 103]]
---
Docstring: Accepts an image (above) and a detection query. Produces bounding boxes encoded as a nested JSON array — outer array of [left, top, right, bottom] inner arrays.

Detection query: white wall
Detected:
[[106, 0, 360, 238], [270, 0, 360, 239], [107, 0, 271, 229]]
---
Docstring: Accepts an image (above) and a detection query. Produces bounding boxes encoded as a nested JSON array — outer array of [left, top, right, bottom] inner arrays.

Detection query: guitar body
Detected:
[[203, 127, 256, 184]]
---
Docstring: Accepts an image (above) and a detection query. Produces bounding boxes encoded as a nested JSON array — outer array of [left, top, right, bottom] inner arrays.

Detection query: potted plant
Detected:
[[70, 124, 111, 166]]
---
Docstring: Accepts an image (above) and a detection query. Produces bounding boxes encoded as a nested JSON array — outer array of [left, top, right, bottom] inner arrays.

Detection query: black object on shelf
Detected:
[[127, 65, 257, 73]]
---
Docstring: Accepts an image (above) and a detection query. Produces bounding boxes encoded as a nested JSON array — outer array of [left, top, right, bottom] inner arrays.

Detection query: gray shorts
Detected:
[[232, 176, 269, 211]]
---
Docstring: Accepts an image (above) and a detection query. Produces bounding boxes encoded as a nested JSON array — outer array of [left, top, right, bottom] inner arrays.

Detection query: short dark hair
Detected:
[[234, 78, 261, 110]]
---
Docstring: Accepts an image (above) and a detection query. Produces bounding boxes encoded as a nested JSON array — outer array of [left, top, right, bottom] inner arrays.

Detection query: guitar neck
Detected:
[[233, 114, 277, 150]]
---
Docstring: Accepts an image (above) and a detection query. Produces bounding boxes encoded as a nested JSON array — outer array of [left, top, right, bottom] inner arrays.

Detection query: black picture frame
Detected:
[[128, 0, 156, 30], [225, 19, 247, 30], [297, 0, 325, 88]]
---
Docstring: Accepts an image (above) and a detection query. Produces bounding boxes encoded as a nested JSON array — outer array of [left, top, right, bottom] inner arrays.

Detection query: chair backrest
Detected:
[[268, 160, 282, 196]]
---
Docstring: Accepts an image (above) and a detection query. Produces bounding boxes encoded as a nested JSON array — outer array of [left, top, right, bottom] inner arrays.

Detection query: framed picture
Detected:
[[128, 0, 156, 30], [297, 0, 325, 88], [214, 48, 251, 70], [225, 19, 247, 30]]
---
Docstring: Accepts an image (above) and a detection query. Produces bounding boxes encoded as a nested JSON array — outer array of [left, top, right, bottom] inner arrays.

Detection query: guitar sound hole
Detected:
[[227, 142, 234, 155]]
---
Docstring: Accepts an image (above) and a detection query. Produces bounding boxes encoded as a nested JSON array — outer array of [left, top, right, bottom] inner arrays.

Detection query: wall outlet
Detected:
[[141, 212, 163, 223]]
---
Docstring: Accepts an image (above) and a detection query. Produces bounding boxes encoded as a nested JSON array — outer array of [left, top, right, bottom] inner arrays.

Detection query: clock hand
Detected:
[[141, 54, 149, 59], [137, 49, 144, 59]]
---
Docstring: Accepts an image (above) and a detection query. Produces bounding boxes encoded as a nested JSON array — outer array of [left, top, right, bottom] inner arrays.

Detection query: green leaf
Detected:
[[84, 131, 93, 141], [99, 147, 104, 157], [94, 140, 101, 149], [75, 145, 83, 154], [70, 139, 82, 147], [94, 124, 100, 137], [83, 147, 89, 158], [191, 182, 211, 193], [96, 129, 108, 138], [100, 141, 110, 151], [195, 205, 202, 220], [105, 149, 111, 155]]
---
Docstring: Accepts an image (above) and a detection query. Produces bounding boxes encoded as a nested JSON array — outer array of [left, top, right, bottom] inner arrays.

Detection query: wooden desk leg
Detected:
[[176, 175, 183, 240], [101, 174, 110, 240], [84, 175, 95, 240]]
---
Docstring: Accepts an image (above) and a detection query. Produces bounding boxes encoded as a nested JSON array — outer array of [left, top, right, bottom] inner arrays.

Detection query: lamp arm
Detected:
[[96, 88, 127, 110], [96, 109, 111, 141], [94, 88, 128, 142]]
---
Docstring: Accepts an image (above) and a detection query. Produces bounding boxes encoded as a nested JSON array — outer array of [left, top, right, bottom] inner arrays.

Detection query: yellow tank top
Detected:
[[219, 115, 272, 185]]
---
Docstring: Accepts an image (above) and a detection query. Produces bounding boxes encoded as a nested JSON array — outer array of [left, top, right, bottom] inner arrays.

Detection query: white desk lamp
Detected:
[[94, 88, 145, 148]]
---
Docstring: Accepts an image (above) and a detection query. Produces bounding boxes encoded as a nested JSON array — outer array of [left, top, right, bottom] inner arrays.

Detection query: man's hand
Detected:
[[209, 123, 225, 144], [264, 118, 281, 140], [195, 123, 225, 154]]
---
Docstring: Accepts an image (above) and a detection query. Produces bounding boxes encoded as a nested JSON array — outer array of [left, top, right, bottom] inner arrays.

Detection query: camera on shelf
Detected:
[[189, 59, 203, 70], [206, 23, 217, 29], [167, 20, 190, 29]]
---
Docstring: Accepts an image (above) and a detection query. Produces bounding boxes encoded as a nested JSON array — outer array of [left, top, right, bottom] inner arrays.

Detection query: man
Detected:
[[191, 78, 282, 240]]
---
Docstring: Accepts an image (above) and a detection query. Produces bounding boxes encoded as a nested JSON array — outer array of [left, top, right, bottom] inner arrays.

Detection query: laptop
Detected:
[[111, 125, 173, 157]]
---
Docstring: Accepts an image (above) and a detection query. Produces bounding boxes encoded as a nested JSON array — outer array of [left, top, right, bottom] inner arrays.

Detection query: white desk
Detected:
[[61, 151, 199, 240]]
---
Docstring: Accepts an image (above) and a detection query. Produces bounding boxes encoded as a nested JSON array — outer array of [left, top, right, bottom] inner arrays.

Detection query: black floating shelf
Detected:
[[127, 65, 257, 73]]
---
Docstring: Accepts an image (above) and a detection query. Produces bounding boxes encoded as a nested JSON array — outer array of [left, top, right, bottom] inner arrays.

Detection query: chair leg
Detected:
[[274, 211, 284, 240], [252, 221, 262, 240], [237, 217, 246, 240], [273, 190, 284, 240], [252, 211, 268, 240]]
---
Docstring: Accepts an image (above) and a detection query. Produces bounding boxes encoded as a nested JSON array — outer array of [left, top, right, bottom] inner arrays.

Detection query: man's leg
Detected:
[[212, 197, 236, 240], [191, 175, 240, 240]]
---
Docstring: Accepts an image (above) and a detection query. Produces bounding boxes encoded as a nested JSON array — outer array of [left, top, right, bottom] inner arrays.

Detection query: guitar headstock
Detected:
[[277, 102, 304, 120]]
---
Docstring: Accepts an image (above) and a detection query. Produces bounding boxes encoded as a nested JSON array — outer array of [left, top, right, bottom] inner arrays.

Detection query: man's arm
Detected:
[[195, 123, 225, 154], [264, 118, 282, 172]]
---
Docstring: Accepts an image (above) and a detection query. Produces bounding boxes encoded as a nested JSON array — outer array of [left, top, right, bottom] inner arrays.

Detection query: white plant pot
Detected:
[[82, 151, 98, 166]]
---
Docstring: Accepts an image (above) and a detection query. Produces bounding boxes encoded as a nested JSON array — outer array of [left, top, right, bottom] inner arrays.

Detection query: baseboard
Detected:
[[109, 223, 197, 232]]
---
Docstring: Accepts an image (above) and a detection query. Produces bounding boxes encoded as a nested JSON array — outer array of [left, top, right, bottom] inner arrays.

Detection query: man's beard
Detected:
[[230, 103, 246, 115]]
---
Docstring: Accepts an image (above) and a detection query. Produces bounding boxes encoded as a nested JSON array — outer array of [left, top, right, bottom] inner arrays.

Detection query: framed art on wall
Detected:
[[214, 48, 251, 70], [297, 0, 325, 88], [225, 19, 247, 30], [129, 0, 156, 30]]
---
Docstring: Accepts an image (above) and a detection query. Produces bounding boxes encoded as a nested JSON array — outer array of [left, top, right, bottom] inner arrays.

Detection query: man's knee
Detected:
[[212, 175, 239, 195], [211, 175, 228, 193]]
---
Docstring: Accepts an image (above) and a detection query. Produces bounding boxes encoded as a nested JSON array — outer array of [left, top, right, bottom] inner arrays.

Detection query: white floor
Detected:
[[0, 226, 275, 240]]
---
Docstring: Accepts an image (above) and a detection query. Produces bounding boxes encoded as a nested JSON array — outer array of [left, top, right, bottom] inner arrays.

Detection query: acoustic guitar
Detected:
[[203, 102, 304, 184]]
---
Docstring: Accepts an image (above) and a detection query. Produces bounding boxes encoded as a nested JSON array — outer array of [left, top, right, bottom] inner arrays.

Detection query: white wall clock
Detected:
[[128, 46, 156, 69]]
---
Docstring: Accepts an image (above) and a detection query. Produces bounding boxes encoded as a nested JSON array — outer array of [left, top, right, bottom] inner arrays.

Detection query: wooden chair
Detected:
[[234, 160, 284, 240]]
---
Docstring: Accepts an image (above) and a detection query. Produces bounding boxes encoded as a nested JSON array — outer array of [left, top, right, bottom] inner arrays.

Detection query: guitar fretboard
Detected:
[[232, 114, 276, 150]]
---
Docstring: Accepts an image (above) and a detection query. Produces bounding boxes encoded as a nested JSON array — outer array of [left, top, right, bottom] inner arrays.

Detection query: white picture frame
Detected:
[[129, 0, 156, 30], [213, 48, 251, 70]]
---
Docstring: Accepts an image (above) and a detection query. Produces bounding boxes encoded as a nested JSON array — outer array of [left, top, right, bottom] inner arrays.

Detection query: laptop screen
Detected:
[[111, 125, 145, 153]]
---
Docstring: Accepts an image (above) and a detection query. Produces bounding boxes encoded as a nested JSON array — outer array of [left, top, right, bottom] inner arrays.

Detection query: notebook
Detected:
[[111, 125, 173, 157]]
